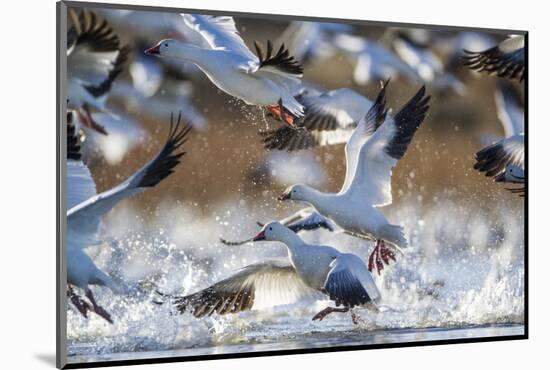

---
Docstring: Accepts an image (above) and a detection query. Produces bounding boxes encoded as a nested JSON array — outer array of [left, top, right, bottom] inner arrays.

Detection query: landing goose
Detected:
[[145, 15, 305, 127], [261, 81, 389, 151], [67, 113, 192, 322], [464, 35, 525, 81], [474, 82, 524, 196], [220, 208, 334, 246], [278, 85, 430, 274], [157, 222, 380, 323], [67, 9, 130, 135]]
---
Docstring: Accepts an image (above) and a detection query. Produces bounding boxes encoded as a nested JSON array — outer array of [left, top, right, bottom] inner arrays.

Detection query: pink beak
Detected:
[[252, 230, 266, 241], [144, 44, 161, 55]]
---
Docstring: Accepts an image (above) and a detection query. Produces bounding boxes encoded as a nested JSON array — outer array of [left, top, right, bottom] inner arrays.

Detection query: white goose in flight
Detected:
[[157, 222, 380, 323], [464, 35, 525, 82], [261, 81, 389, 151], [145, 14, 305, 127], [474, 82, 524, 197], [278, 84, 430, 274], [67, 9, 130, 135], [66, 112, 192, 322]]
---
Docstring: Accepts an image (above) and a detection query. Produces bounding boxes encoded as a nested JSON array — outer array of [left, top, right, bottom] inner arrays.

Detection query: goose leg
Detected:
[[85, 289, 114, 324], [76, 105, 108, 135], [368, 240, 397, 275], [312, 306, 350, 321], [67, 286, 92, 318], [264, 100, 296, 128]]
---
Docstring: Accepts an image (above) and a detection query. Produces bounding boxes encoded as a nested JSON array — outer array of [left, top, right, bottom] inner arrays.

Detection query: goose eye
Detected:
[[269, 227, 272, 231], [164, 43, 168, 47]]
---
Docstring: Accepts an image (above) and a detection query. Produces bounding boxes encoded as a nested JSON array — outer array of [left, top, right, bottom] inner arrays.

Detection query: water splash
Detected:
[[67, 196, 524, 357]]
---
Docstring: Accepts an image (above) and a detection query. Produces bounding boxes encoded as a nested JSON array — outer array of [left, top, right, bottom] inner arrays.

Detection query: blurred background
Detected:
[[66, 6, 525, 359]]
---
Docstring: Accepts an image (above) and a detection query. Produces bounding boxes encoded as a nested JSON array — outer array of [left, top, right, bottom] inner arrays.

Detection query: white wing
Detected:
[[67, 119, 192, 249], [324, 253, 380, 306], [168, 259, 323, 317], [495, 83, 524, 137], [345, 86, 430, 206], [67, 160, 97, 210], [181, 14, 257, 61], [339, 82, 391, 193], [66, 121, 97, 209]]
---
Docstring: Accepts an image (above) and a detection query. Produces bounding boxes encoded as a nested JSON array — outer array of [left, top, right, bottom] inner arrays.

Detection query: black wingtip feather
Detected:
[[463, 43, 525, 82], [84, 45, 131, 98], [363, 78, 391, 132], [259, 127, 315, 152], [253, 40, 304, 75], [69, 10, 121, 53], [473, 142, 517, 178], [137, 112, 193, 188], [386, 85, 430, 160]]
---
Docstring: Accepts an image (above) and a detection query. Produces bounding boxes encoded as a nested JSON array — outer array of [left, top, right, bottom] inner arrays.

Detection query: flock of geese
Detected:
[[65, 10, 525, 325]]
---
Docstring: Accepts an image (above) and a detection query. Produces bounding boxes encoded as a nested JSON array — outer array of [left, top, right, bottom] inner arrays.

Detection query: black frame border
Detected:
[[56, 1, 528, 368]]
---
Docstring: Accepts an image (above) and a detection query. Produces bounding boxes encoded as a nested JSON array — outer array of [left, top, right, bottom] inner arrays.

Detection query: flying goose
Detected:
[[67, 9, 130, 135], [277, 84, 430, 274], [464, 35, 525, 81], [261, 81, 389, 151], [66, 112, 192, 322], [145, 14, 305, 127], [474, 82, 524, 196]]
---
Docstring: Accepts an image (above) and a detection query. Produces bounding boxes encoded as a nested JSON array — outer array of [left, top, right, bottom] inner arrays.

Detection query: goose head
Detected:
[[278, 184, 311, 202], [145, 39, 179, 58], [495, 165, 524, 183], [252, 221, 288, 241]]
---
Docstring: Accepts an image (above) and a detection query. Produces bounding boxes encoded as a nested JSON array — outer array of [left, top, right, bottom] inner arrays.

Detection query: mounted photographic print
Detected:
[[56, 1, 527, 368]]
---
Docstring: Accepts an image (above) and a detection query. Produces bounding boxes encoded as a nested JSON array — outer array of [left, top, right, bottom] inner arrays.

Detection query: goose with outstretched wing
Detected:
[[464, 35, 525, 82], [474, 82, 524, 197], [277, 84, 430, 274], [261, 80, 390, 151], [67, 9, 130, 135], [66, 112, 192, 323], [156, 222, 380, 324], [145, 14, 305, 128]]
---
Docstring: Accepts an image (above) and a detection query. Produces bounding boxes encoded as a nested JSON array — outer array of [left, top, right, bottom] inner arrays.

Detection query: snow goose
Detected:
[[474, 82, 524, 196], [392, 32, 465, 95], [278, 85, 430, 274], [157, 222, 380, 323], [277, 21, 352, 65], [220, 207, 335, 246], [261, 80, 389, 151], [464, 35, 525, 81], [495, 165, 525, 197], [333, 34, 419, 85], [67, 9, 130, 135], [145, 14, 305, 127], [67, 112, 192, 322]]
